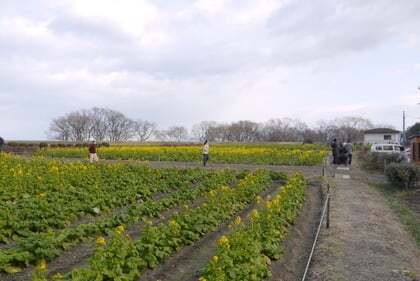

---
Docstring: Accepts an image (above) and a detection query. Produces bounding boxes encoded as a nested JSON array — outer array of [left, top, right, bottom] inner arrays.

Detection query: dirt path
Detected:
[[307, 160, 420, 281]]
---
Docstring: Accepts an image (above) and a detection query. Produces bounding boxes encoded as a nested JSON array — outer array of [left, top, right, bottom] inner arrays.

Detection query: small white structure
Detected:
[[363, 128, 401, 144]]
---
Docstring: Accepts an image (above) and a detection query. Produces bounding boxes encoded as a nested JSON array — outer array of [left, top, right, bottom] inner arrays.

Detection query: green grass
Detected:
[[375, 183, 420, 247]]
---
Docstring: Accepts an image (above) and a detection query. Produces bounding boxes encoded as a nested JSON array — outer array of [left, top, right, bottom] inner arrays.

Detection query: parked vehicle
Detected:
[[370, 143, 403, 154], [370, 143, 408, 162]]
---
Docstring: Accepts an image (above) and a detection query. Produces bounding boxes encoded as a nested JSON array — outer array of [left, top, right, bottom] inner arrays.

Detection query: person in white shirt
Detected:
[[202, 139, 209, 167]]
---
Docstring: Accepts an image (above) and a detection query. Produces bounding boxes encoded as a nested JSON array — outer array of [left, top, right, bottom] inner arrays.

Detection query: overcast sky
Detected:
[[1, 0, 420, 140]]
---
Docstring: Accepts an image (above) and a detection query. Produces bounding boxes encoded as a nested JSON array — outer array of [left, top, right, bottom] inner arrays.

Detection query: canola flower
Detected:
[[169, 220, 177, 226], [115, 225, 125, 234], [251, 209, 259, 220], [96, 236, 106, 247], [220, 185, 230, 192], [37, 259, 47, 271], [52, 272, 64, 280], [208, 190, 217, 197], [218, 235, 229, 246]]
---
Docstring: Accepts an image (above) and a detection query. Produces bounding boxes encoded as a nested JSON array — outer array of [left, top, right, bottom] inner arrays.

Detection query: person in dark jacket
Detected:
[[0, 137, 4, 152], [330, 138, 338, 164], [202, 139, 209, 167], [337, 143, 348, 165], [88, 140, 99, 163]]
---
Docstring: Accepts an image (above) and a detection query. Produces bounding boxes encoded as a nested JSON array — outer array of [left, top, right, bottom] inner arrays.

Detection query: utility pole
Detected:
[[403, 110, 406, 145]]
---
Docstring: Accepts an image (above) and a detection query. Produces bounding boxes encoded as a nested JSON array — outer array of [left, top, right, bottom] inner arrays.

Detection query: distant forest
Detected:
[[48, 107, 396, 143]]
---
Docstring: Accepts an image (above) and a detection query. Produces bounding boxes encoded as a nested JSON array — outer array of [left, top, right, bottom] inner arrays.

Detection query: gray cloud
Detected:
[[1, 0, 420, 139]]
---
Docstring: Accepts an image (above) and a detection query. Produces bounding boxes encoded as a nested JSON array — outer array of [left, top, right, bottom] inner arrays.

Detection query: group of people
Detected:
[[87, 139, 211, 166], [330, 138, 353, 166]]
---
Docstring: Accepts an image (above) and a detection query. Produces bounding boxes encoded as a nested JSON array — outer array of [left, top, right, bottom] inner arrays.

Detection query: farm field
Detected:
[[37, 143, 328, 166], [0, 144, 319, 281]]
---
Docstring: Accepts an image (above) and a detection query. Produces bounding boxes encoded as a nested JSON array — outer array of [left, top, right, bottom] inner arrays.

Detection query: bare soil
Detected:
[[307, 159, 420, 281]]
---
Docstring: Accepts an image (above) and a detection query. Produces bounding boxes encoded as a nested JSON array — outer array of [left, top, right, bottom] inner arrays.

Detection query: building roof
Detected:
[[408, 134, 420, 140], [364, 128, 401, 134]]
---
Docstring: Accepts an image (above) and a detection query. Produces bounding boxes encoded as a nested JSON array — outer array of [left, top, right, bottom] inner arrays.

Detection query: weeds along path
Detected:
[[307, 159, 420, 281], [138, 181, 283, 281], [0, 171, 235, 281]]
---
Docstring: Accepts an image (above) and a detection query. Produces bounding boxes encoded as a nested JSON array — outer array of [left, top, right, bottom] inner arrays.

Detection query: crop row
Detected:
[[38, 144, 328, 166], [0, 166, 236, 274], [200, 173, 306, 281], [31, 170, 274, 280], [0, 153, 212, 243]]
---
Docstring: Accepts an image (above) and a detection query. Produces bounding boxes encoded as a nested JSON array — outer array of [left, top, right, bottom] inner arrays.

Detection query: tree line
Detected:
[[48, 107, 384, 143]]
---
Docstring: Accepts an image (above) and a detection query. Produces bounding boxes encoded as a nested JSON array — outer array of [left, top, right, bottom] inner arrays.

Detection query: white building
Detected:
[[363, 128, 401, 144]]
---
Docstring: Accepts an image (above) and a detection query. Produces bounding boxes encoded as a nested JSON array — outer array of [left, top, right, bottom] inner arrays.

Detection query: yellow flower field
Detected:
[[38, 143, 328, 166]]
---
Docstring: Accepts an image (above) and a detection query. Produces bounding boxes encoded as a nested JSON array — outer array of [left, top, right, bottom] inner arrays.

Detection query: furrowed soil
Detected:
[[0, 174, 233, 281], [46, 178, 234, 279], [1, 159, 323, 281], [0, 170, 208, 252], [46, 178, 283, 280], [138, 180, 286, 281], [268, 181, 323, 281]]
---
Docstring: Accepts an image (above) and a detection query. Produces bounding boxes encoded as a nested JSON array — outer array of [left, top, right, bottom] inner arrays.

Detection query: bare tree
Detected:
[[154, 130, 170, 141], [48, 107, 378, 144], [227, 121, 259, 142], [191, 121, 217, 141], [49, 116, 71, 141], [207, 123, 233, 142], [66, 110, 91, 141], [166, 126, 189, 142], [89, 107, 109, 142], [315, 116, 374, 143], [105, 110, 134, 142], [261, 118, 307, 142], [134, 120, 157, 142]]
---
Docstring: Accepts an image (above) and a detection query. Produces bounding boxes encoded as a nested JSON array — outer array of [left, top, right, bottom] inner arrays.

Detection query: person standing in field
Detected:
[[0, 136, 4, 152], [344, 140, 353, 166], [330, 138, 338, 164], [89, 140, 99, 163], [202, 139, 209, 167]]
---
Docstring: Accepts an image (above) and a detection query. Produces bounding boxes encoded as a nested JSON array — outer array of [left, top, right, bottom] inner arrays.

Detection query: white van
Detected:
[[370, 144, 403, 153]]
